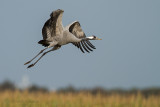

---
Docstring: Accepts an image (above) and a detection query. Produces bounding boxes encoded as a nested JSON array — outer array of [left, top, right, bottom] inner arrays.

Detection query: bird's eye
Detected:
[[93, 36, 96, 38]]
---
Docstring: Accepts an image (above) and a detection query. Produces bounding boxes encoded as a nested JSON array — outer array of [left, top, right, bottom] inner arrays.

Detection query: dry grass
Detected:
[[0, 90, 160, 107]]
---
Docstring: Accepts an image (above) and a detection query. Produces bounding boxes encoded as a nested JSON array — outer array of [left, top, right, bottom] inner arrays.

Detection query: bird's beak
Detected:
[[96, 37, 102, 40]]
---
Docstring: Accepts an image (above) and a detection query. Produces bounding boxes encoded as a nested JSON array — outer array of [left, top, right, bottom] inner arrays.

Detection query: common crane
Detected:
[[24, 9, 101, 68]]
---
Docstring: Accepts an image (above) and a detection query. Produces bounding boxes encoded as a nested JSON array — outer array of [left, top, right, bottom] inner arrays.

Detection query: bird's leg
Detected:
[[27, 46, 61, 68], [24, 47, 48, 65]]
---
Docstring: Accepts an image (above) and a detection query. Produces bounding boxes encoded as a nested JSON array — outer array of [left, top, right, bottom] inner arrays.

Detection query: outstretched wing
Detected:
[[67, 21, 96, 53], [42, 9, 64, 41]]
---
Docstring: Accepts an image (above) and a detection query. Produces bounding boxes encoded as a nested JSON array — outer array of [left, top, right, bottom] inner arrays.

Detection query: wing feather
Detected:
[[86, 40, 96, 49], [81, 41, 89, 53], [68, 21, 96, 53], [79, 43, 85, 53], [42, 9, 64, 41], [83, 41, 93, 51]]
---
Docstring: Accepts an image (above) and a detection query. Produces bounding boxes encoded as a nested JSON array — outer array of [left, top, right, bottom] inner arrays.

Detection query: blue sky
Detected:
[[0, 0, 160, 90]]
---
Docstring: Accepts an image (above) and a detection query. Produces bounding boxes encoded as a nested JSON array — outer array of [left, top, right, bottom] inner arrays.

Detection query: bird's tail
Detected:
[[38, 40, 49, 47]]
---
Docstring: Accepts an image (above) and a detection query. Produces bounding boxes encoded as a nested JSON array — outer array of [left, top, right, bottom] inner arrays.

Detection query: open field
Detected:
[[0, 91, 160, 107]]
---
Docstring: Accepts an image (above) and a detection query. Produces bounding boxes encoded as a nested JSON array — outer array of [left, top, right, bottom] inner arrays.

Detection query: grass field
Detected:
[[0, 91, 160, 107]]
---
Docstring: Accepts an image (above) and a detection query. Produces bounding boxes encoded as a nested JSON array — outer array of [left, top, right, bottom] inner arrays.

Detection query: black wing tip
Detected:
[[73, 41, 96, 53], [79, 43, 85, 53], [81, 42, 90, 53], [86, 41, 96, 49], [83, 41, 93, 52], [80, 41, 96, 53]]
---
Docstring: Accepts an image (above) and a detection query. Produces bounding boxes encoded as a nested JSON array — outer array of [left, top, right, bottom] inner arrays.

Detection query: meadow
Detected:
[[0, 90, 160, 107]]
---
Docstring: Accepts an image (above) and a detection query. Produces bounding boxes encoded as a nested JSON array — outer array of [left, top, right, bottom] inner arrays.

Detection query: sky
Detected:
[[0, 0, 160, 90]]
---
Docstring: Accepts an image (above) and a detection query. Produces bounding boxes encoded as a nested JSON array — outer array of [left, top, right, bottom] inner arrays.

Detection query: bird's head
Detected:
[[50, 9, 64, 17], [87, 35, 102, 40]]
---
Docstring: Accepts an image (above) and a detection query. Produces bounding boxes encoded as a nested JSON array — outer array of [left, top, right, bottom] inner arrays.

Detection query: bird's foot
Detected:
[[27, 64, 34, 68], [24, 61, 31, 65]]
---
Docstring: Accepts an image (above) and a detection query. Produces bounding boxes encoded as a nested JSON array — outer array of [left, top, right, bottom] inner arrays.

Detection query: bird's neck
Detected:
[[82, 36, 94, 41]]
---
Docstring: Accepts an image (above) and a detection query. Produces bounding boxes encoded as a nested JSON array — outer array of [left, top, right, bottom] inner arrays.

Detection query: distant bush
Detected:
[[0, 80, 160, 96], [57, 85, 77, 93], [57, 86, 160, 96], [0, 80, 48, 93], [28, 85, 48, 93], [0, 80, 15, 91]]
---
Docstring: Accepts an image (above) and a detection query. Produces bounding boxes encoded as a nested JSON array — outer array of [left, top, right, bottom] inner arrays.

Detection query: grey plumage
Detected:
[[24, 9, 101, 68]]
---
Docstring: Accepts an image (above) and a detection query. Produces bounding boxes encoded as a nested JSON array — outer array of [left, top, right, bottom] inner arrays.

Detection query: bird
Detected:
[[24, 9, 102, 68]]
